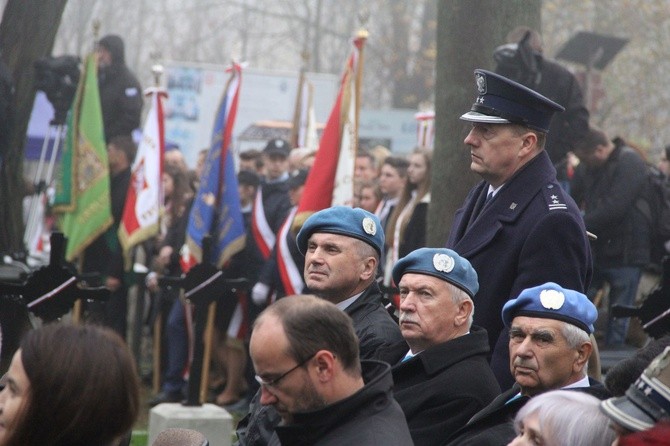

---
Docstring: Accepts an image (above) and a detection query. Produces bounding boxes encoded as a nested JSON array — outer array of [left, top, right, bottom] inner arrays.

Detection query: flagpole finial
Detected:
[[150, 50, 164, 87], [357, 9, 370, 37], [92, 19, 101, 41], [151, 64, 164, 87], [301, 51, 311, 66]]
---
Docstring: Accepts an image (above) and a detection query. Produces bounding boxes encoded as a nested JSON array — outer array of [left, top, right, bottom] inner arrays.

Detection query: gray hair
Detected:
[[513, 390, 616, 446], [445, 282, 474, 329], [561, 322, 590, 349]]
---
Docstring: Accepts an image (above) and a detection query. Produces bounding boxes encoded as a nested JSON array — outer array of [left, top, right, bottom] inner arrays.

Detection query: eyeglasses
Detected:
[[255, 353, 316, 388]]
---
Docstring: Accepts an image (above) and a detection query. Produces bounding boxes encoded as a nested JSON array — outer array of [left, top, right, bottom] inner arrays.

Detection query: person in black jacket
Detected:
[[81, 135, 136, 339], [571, 127, 651, 347], [494, 26, 590, 166], [445, 282, 606, 446], [386, 248, 500, 446], [96, 34, 143, 142], [249, 295, 413, 446], [235, 207, 404, 446]]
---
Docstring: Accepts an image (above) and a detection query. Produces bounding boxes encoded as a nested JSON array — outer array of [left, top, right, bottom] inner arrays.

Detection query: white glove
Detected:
[[252, 282, 270, 306]]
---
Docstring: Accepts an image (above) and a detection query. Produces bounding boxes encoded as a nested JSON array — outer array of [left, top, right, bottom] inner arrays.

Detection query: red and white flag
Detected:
[[294, 33, 367, 228], [118, 87, 166, 268], [416, 110, 435, 149]]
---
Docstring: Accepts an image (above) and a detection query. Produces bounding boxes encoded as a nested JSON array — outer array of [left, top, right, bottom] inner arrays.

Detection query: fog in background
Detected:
[[4, 0, 670, 158]]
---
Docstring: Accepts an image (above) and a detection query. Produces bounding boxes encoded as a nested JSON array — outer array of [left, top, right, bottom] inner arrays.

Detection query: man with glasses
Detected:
[[235, 207, 404, 445], [249, 294, 412, 445]]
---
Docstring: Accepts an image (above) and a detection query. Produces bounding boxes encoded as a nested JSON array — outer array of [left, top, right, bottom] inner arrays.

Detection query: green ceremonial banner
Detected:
[[57, 54, 113, 261]]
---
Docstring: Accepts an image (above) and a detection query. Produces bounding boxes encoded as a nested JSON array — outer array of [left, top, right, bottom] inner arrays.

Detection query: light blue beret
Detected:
[[502, 282, 597, 334], [392, 248, 479, 298], [296, 206, 384, 255]]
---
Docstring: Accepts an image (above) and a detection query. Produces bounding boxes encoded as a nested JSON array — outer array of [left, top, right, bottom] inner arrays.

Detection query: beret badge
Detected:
[[432, 253, 455, 273], [540, 289, 565, 310], [362, 217, 377, 236]]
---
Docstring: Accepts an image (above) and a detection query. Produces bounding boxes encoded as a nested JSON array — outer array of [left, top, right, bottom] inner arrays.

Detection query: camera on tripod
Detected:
[[34, 55, 81, 125]]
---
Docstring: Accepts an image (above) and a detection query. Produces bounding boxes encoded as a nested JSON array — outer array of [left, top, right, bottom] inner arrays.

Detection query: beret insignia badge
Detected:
[[433, 253, 455, 273], [540, 289, 565, 310], [362, 217, 377, 236]]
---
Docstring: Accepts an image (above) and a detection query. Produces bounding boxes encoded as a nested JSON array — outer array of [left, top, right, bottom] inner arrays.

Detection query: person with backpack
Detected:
[[571, 126, 652, 347]]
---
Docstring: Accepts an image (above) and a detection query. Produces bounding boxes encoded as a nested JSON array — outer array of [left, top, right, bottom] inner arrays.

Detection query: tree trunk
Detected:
[[0, 0, 68, 255], [428, 0, 540, 246]]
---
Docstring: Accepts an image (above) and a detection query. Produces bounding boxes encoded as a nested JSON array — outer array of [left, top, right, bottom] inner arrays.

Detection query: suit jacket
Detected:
[[390, 326, 500, 446], [445, 379, 610, 446], [446, 151, 592, 389]]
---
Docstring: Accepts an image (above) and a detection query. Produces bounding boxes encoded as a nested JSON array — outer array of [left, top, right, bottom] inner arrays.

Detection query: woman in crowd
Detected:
[[146, 163, 195, 405], [0, 323, 139, 446], [384, 147, 432, 283], [508, 390, 615, 446]]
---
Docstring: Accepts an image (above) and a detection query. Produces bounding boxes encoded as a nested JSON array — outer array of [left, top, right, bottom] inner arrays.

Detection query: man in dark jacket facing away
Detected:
[[250, 295, 412, 446], [96, 34, 143, 142], [384, 248, 500, 446], [571, 127, 651, 346]]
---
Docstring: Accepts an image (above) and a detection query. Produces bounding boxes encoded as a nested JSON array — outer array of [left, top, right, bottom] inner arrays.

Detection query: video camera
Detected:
[[493, 31, 542, 89], [34, 55, 81, 125]]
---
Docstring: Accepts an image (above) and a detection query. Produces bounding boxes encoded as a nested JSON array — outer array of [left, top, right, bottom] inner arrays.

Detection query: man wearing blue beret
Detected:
[[235, 206, 404, 446], [380, 248, 500, 446], [446, 69, 593, 390], [446, 282, 609, 446]]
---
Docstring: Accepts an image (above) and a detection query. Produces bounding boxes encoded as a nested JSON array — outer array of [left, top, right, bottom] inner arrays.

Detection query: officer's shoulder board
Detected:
[[542, 182, 568, 211]]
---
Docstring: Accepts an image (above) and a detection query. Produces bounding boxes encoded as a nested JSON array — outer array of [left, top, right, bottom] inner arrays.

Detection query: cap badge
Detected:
[[362, 217, 377, 236], [433, 253, 455, 273], [475, 72, 487, 94], [540, 289, 565, 310]]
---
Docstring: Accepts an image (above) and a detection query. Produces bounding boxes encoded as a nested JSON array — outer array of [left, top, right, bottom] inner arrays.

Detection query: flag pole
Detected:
[[290, 51, 309, 149], [354, 12, 369, 151]]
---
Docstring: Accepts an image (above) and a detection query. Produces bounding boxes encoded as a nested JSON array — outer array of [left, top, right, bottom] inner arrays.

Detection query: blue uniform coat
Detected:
[[446, 150, 592, 389]]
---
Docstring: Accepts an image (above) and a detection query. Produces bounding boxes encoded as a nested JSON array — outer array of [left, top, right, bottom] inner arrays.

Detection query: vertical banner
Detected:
[[118, 87, 167, 268], [185, 63, 245, 269]]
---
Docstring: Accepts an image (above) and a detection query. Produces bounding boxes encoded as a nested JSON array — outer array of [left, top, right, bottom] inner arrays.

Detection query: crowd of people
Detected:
[[3, 25, 670, 446]]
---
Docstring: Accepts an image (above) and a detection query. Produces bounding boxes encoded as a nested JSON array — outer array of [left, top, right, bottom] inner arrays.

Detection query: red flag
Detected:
[[118, 88, 166, 268], [293, 34, 367, 229]]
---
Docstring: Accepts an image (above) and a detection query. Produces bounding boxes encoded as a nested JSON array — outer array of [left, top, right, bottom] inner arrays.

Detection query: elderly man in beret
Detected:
[[235, 206, 403, 446], [446, 69, 593, 390], [380, 248, 500, 446], [446, 282, 608, 446]]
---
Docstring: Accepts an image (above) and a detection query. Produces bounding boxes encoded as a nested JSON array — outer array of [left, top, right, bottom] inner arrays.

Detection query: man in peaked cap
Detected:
[[446, 282, 607, 446], [446, 69, 593, 390], [380, 248, 500, 446], [235, 206, 404, 446], [601, 346, 670, 441]]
